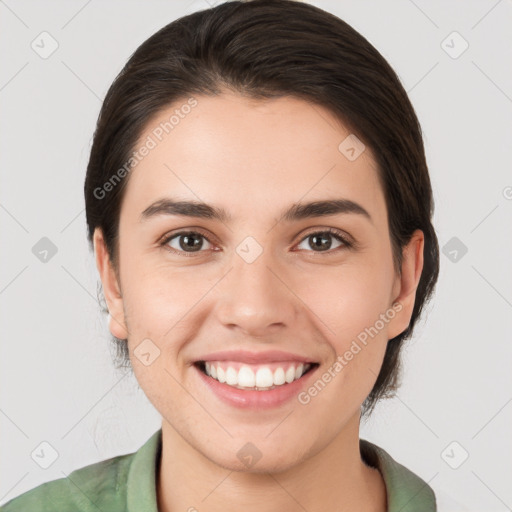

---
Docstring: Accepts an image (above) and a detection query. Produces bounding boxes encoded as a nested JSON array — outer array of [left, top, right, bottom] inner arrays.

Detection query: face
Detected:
[[95, 91, 423, 472]]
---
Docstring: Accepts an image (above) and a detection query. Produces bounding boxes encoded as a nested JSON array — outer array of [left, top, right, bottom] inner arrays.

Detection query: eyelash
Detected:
[[159, 227, 353, 257]]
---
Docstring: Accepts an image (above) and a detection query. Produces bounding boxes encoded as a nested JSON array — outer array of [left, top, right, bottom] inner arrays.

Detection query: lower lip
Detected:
[[194, 363, 319, 409]]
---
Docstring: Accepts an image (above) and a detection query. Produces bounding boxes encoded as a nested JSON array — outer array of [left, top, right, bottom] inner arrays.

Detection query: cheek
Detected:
[[122, 271, 194, 338], [303, 259, 395, 341], [298, 259, 394, 396], [118, 235, 185, 332], [119, 253, 223, 351]]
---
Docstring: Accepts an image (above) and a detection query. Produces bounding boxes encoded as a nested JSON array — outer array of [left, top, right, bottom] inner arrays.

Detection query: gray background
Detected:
[[1, 0, 511, 510]]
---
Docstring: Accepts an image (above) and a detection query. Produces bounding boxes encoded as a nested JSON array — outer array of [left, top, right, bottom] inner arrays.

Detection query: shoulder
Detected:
[[360, 439, 437, 512], [0, 452, 134, 512]]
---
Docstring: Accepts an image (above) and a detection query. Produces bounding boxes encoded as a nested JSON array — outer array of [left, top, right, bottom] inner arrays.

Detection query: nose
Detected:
[[213, 250, 298, 338]]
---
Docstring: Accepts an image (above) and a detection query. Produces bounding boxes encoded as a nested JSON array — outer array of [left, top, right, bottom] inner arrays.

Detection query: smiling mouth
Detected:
[[194, 361, 319, 391]]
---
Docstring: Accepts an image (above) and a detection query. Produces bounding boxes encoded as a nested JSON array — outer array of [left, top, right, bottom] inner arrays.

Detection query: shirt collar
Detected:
[[126, 429, 436, 512], [127, 428, 162, 512], [360, 438, 437, 511]]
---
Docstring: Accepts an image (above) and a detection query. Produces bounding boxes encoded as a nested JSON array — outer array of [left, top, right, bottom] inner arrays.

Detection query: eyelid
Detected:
[[159, 226, 355, 255], [159, 227, 211, 243], [159, 228, 217, 255], [294, 226, 354, 251]]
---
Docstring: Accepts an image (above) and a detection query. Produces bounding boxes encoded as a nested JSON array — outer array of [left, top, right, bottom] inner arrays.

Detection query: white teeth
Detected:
[[255, 367, 274, 388], [285, 366, 295, 383], [203, 362, 312, 389], [226, 367, 238, 386], [238, 366, 256, 387], [217, 366, 226, 383], [273, 367, 285, 385]]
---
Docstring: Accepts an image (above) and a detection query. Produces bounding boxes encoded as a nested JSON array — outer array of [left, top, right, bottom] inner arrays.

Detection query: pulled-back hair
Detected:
[[84, 0, 439, 418]]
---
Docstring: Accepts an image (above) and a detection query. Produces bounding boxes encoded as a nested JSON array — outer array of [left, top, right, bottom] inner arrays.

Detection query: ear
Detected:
[[93, 227, 129, 340], [387, 229, 425, 340]]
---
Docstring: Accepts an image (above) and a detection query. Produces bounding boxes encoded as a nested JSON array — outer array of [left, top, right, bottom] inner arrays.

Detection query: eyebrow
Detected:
[[139, 197, 372, 224]]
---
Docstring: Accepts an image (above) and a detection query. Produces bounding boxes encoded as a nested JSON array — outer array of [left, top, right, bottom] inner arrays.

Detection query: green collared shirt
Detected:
[[1, 430, 436, 511]]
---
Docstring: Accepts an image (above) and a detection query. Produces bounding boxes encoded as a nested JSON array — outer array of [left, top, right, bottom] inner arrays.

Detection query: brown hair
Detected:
[[84, 0, 439, 418]]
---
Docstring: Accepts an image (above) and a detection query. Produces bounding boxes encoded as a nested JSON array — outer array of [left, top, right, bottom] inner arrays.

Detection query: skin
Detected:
[[94, 91, 424, 512]]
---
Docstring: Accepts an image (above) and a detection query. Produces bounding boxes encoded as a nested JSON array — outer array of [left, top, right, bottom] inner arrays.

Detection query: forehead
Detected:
[[120, 92, 386, 225]]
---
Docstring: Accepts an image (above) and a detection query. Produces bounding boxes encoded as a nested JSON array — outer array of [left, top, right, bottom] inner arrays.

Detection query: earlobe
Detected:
[[387, 229, 425, 340], [93, 228, 129, 340]]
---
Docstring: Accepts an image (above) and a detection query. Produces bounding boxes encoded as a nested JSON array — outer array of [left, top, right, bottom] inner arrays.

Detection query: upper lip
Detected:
[[195, 350, 318, 364]]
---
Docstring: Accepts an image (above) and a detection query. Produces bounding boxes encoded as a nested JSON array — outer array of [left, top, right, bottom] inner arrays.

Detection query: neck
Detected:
[[156, 413, 387, 512]]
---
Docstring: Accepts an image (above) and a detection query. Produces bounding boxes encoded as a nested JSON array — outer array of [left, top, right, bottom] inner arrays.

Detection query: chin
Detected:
[[221, 453, 304, 475], [203, 438, 312, 475]]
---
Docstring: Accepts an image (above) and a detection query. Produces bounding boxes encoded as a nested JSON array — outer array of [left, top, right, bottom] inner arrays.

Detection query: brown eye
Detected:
[[296, 229, 351, 253], [162, 231, 214, 254]]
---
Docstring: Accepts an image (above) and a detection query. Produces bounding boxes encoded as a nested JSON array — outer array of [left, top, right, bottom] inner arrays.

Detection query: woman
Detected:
[[1, 0, 439, 510]]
